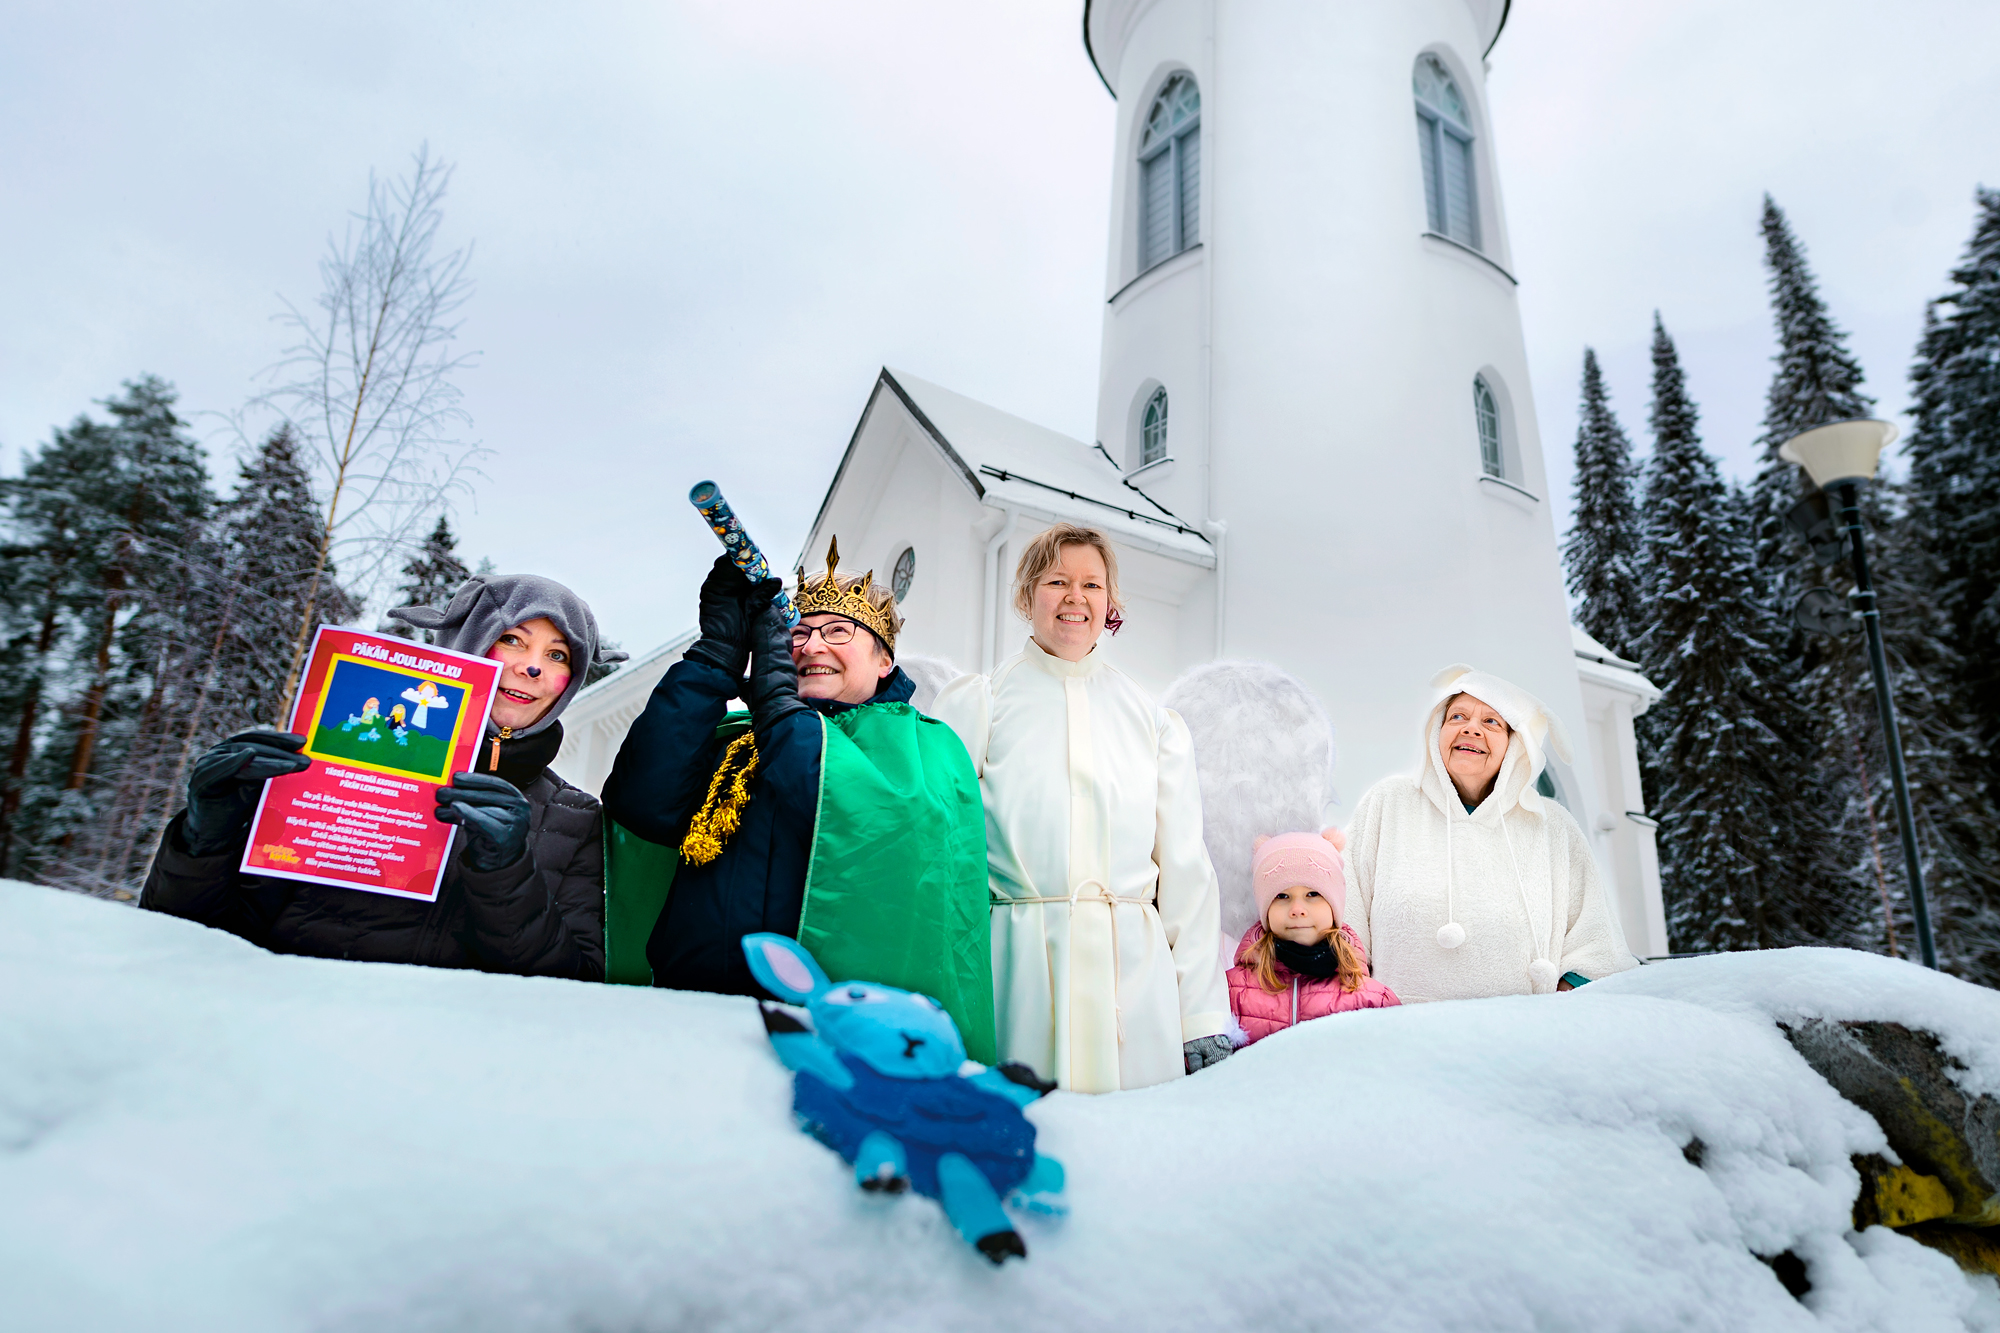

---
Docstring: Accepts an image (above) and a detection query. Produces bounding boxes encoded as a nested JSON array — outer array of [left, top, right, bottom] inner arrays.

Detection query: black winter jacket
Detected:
[[140, 725, 605, 980], [601, 656, 915, 997]]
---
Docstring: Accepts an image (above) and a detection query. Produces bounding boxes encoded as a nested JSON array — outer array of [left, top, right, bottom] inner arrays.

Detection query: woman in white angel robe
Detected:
[[935, 525, 1229, 1093]]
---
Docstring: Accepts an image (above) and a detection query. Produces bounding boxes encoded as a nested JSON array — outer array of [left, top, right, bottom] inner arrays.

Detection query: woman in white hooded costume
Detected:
[[935, 523, 1231, 1093], [1345, 665, 1637, 1002]]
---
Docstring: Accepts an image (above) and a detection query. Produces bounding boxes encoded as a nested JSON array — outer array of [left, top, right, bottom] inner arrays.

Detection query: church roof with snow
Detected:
[[805, 367, 1215, 568]]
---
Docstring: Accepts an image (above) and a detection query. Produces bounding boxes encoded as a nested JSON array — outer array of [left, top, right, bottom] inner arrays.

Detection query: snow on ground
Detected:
[[3, 878, 1997, 1333]]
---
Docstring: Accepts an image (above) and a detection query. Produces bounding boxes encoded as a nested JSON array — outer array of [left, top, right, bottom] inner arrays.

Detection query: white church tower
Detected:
[[1088, 0, 1564, 784], [559, 0, 1670, 955], [1083, 0, 1663, 950]]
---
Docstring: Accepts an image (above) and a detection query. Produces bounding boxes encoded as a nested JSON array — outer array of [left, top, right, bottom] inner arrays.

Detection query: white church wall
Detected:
[[1575, 636, 1670, 959], [802, 399, 990, 674]]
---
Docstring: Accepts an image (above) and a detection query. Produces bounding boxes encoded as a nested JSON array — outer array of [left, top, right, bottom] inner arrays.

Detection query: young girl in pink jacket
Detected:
[[1228, 831, 1399, 1046]]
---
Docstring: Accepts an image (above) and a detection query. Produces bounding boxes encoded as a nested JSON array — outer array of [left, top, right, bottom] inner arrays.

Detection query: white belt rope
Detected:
[[993, 883, 1154, 1044]]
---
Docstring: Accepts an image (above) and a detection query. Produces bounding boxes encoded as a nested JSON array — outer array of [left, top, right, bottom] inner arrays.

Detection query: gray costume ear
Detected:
[[388, 578, 488, 634], [597, 646, 630, 664]]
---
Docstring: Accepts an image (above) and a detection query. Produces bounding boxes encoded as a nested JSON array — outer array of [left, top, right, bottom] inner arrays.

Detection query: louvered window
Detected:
[[1474, 376, 1503, 477], [1138, 75, 1201, 270], [1141, 388, 1169, 466], [1415, 56, 1480, 250]]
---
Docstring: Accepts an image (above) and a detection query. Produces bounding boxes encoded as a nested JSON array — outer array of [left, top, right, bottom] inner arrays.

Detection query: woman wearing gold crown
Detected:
[[934, 522, 1231, 1093], [601, 539, 996, 1063]]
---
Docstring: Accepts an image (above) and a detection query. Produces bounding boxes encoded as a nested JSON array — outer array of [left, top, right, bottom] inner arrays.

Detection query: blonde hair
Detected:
[[1247, 922, 1367, 995], [1010, 523, 1124, 621]]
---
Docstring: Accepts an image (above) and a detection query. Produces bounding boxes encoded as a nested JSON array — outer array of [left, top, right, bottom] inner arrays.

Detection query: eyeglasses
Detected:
[[790, 619, 859, 648]]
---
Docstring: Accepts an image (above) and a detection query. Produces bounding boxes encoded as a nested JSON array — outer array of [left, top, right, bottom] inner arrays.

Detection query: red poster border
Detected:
[[238, 625, 503, 901]]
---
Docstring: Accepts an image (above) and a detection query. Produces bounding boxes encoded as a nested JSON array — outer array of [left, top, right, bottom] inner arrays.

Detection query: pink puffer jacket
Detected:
[[1227, 923, 1401, 1046]]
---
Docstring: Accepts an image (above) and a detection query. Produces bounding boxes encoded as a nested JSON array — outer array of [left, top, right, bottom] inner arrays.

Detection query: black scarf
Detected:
[[1273, 935, 1339, 979], [475, 721, 564, 792]]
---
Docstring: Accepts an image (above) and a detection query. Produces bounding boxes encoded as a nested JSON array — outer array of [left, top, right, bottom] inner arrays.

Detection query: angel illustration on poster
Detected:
[[399, 681, 452, 731]]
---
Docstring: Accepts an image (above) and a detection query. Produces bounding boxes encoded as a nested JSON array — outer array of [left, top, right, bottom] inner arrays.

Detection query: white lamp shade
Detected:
[[1777, 418, 1899, 490]]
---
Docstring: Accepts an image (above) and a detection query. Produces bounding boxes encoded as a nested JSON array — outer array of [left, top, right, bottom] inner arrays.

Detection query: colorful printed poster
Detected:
[[240, 626, 502, 901]]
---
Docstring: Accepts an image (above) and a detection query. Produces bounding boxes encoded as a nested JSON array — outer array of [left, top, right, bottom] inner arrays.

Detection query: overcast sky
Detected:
[[5, 1, 1997, 656]]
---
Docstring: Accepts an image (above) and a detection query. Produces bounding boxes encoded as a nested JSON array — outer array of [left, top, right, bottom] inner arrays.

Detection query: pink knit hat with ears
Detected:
[[1250, 830, 1348, 927]]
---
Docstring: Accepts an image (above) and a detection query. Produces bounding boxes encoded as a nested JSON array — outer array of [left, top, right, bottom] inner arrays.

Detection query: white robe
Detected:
[[935, 640, 1230, 1093], [1345, 705, 1637, 1003], [400, 686, 450, 731]]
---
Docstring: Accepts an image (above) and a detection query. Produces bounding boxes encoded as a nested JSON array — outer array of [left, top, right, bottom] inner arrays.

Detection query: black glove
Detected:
[[747, 602, 811, 735], [1184, 1035, 1234, 1074], [435, 772, 532, 872], [182, 729, 310, 855], [682, 555, 782, 679]]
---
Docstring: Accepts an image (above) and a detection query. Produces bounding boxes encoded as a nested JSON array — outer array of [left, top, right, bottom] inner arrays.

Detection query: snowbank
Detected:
[[2, 879, 1995, 1333]]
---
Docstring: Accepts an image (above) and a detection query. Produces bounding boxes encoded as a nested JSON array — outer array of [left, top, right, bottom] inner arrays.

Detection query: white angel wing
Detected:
[[896, 653, 966, 716], [1163, 661, 1338, 942]]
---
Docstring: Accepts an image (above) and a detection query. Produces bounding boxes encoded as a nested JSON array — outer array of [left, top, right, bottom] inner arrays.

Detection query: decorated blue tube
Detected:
[[688, 481, 800, 626]]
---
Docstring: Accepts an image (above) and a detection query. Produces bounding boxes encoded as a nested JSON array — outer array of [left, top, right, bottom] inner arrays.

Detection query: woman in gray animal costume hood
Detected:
[[141, 575, 627, 980]]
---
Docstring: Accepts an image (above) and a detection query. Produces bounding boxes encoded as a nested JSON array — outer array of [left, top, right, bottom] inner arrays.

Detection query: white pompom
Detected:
[[1529, 958, 1559, 991], [1436, 921, 1466, 949]]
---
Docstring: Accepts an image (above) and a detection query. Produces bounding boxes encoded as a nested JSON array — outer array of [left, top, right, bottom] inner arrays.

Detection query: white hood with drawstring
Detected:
[[1344, 666, 1637, 1003]]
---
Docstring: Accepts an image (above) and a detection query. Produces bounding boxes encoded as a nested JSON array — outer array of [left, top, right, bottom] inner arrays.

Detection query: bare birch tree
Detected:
[[260, 144, 485, 715]]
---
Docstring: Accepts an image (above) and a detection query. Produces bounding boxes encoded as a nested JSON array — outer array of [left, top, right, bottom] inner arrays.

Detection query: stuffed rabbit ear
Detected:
[[1252, 834, 1271, 852], [740, 933, 829, 1004], [1320, 827, 1346, 851], [1429, 663, 1475, 692]]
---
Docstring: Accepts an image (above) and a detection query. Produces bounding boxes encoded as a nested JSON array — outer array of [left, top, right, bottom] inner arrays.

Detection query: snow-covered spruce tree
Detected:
[[10, 379, 212, 889], [389, 514, 471, 644], [1895, 188, 2000, 982], [1562, 347, 1644, 662], [1908, 190, 2000, 769], [215, 425, 363, 731], [1744, 198, 1920, 952], [0, 414, 117, 875], [1638, 316, 1827, 952], [1749, 195, 1876, 587]]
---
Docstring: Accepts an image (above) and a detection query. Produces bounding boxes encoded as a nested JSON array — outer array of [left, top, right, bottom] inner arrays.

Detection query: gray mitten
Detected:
[[435, 772, 532, 872], [1183, 1034, 1234, 1074], [182, 729, 311, 855]]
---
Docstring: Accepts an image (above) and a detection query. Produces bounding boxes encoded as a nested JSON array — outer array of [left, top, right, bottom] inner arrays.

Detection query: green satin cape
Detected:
[[604, 702, 995, 1064]]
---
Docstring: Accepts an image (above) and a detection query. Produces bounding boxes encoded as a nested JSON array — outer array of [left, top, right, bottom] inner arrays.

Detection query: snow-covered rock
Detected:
[[2, 878, 1996, 1333]]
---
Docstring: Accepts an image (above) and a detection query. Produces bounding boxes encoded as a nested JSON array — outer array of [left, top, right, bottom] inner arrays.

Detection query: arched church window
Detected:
[[891, 546, 916, 602], [1138, 74, 1201, 270], [1141, 387, 1170, 466], [1474, 376, 1503, 477], [1414, 55, 1480, 250]]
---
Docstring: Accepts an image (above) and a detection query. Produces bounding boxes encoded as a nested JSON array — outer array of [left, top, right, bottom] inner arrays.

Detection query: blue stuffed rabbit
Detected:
[[741, 932, 1066, 1264]]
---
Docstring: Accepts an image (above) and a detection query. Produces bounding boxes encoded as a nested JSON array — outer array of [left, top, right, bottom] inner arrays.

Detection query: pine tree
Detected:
[[1743, 198, 1910, 952], [1562, 347, 1644, 661], [1749, 196, 1876, 591], [390, 515, 471, 644], [1895, 187, 2000, 981], [1906, 189, 2000, 777], [1639, 317, 1825, 951], [218, 426, 363, 729], [0, 379, 212, 886], [85, 425, 365, 891], [0, 415, 115, 874]]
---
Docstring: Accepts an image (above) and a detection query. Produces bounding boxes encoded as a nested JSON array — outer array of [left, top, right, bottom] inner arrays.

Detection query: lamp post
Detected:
[[1778, 419, 1938, 969]]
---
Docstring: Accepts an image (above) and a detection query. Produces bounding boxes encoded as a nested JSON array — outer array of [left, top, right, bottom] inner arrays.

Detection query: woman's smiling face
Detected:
[[1438, 692, 1510, 804], [487, 617, 572, 730], [1029, 543, 1109, 662]]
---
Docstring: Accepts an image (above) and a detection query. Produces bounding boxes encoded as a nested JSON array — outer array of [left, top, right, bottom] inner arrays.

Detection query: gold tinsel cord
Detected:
[[679, 732, 760, 865]]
